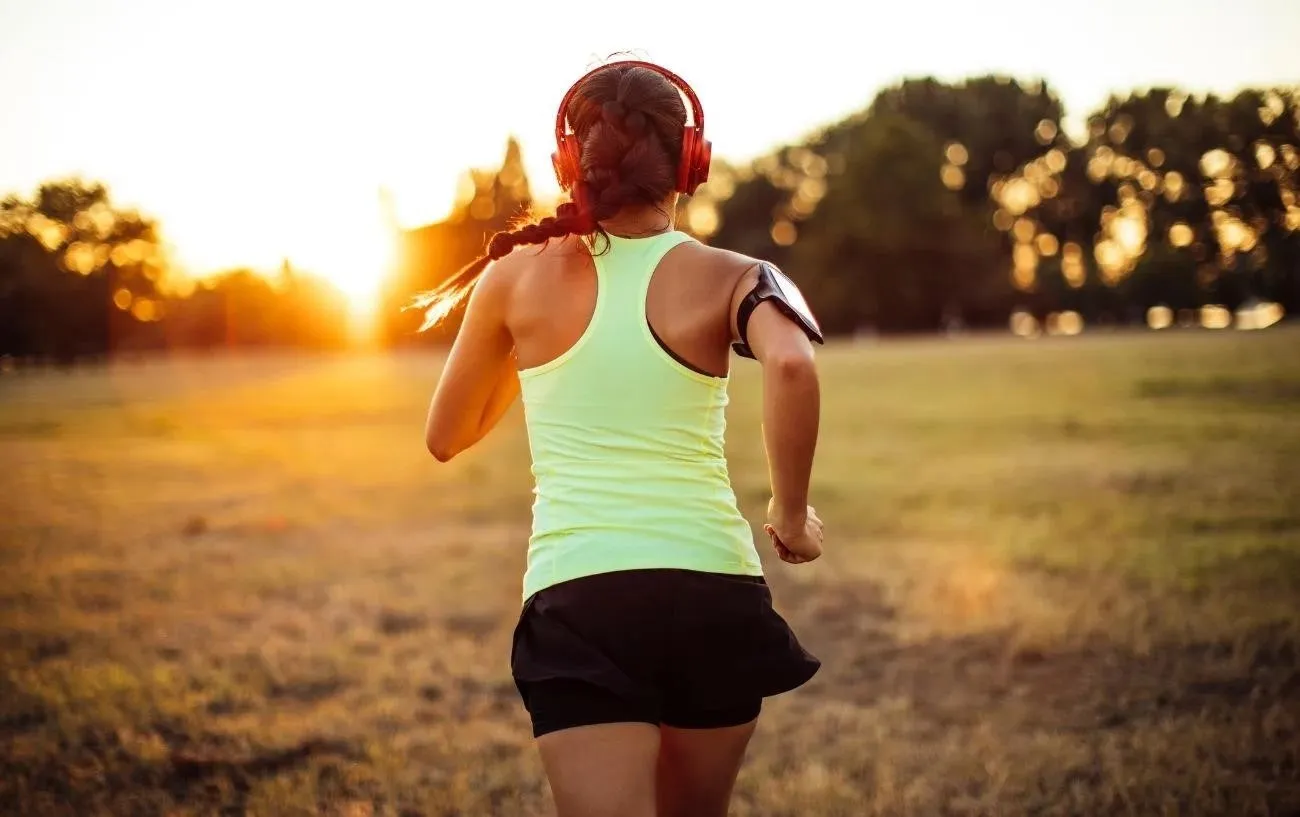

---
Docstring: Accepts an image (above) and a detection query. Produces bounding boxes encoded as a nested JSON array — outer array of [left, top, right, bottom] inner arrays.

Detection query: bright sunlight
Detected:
[[318, 207, 398, 318], [174, 188, 400, 322]]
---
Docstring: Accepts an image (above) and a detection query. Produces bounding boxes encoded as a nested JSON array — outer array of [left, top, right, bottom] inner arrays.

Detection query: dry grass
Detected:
[[1, 327, 1298, 816]]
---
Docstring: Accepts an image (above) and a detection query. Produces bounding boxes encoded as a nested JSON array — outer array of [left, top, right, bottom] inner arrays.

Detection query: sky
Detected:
[[1, 0, 1298, 303]]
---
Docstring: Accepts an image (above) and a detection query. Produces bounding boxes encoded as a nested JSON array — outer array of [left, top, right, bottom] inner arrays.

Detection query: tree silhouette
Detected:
[[4, 81, 1296, 362], [1, 179, 355, 361], [0, 179, 166, 362]]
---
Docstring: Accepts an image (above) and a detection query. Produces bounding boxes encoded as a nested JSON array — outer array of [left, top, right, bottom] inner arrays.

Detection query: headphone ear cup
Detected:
[[689, 137, 712, 194], [676, 126, 697, 193]]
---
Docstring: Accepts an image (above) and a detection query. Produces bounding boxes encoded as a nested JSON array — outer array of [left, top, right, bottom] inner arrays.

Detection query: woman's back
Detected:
[[504, 231, 762, 601], [417, 59, 823, 817]]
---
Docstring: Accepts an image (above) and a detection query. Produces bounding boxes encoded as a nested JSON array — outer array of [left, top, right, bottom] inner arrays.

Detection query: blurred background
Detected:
[[2, 0, 1298, 354], [2, 2, 1298, 816]]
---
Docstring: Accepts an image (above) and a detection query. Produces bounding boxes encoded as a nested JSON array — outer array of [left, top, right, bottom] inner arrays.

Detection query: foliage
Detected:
[[0, 181, 352, 360], [705, 78, 1300, 333], [0, 180, 166, 361], [4, 80, 1298, 359]]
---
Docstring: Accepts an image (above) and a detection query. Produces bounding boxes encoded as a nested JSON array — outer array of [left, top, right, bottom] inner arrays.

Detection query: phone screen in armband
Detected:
[[732, 263, 824, 359], [764, 264, 822, 340]]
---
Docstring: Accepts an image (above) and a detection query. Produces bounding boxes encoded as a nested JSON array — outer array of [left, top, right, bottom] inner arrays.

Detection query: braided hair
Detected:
[[410, 65, 688, 331]]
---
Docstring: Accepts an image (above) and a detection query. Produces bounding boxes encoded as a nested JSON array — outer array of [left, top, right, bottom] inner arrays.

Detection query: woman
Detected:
[[417, 59, 824, 817]]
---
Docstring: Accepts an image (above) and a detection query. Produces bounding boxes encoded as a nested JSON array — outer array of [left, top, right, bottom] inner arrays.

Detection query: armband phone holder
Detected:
[[732, 263, 824, 359]]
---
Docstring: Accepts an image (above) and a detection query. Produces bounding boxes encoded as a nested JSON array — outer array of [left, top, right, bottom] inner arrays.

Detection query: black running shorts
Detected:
[[510, 568, 820, 737]]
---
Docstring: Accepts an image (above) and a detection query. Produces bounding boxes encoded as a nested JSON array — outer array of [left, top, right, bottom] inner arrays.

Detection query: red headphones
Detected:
[[551, 60, 712, 196]]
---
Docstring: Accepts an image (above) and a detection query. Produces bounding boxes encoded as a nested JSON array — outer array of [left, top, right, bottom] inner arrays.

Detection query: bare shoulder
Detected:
[[485, 235, 585, 287], [673, 239, 764, 287]]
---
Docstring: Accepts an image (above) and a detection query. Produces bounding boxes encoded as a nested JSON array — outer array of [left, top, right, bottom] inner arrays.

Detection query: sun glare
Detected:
[[319, 217, 396, 318], [166, 187, 399, 328]]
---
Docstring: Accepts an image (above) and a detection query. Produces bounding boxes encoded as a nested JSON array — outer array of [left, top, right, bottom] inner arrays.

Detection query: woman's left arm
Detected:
[[424, 259, 520, 462]]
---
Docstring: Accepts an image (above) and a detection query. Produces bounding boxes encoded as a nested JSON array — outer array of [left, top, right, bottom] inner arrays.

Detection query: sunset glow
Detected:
[[2, 0, 1299, 309]]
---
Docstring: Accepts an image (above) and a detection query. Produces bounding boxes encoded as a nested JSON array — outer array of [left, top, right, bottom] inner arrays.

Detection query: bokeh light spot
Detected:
[[941, 164, 966, 191], [1200, 305, 1231, 329], [1147, 305, 1173, 330], [771, 220, 797, 247]]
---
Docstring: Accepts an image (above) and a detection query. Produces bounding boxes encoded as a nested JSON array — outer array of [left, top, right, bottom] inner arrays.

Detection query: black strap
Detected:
[[732, 262, 823, 359], [732, 265, 779, 359]]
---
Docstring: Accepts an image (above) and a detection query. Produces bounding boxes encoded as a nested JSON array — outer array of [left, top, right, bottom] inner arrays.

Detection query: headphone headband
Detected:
[[553, 59, 705, 140], [551, 59, 712, 196]]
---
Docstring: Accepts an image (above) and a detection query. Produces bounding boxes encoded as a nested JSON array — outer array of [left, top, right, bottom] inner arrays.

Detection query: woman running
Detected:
[[417, 58, 825, 817]]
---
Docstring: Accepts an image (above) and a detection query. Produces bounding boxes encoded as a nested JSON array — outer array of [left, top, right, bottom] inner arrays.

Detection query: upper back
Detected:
[[503, 233, 757, 379]]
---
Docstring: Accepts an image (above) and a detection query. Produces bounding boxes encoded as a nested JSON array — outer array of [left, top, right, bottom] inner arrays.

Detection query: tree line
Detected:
[[0, 182, 351, 364], [3, 76, 1297, 362], [385, 77, 1300, 342], [705, 78, 1300, 335]]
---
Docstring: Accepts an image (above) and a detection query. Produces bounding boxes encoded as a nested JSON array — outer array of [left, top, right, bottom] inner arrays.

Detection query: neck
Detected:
[[598, 202, 676, 238]]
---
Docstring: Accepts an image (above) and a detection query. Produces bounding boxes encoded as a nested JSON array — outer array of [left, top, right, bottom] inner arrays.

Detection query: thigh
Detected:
[[538, 722, 660, 817], [656, 711, 759, 817]]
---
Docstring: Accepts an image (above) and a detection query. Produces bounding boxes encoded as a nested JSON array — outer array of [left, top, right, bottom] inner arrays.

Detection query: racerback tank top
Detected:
[[517, 230, 763, 602]]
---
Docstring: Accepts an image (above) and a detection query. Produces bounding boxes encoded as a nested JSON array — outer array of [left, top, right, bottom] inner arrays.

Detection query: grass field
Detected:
[[2, 327, 1298, 816]]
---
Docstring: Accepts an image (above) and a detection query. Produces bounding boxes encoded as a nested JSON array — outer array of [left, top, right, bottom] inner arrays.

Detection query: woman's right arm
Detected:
[[729, 266, 824, 562]]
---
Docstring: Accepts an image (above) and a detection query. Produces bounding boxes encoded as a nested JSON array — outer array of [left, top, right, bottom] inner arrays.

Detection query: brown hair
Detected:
[[409, 64, 688, 330]]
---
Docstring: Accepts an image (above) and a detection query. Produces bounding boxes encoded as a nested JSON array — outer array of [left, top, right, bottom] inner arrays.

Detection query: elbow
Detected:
[[767, 349, 818, 382], [425, 431, 458, 463], [428, 444, 455, 463]]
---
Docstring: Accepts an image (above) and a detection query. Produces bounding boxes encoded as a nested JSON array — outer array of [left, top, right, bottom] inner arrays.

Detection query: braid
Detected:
[[578, 89, 668, 224], [483, 201, 593, 262]]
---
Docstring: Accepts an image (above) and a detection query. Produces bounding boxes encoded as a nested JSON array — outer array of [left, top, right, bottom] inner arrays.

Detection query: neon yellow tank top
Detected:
[[517, 230, 763, 602]]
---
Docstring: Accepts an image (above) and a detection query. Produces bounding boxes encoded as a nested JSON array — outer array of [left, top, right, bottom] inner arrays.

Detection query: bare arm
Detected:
[[424, 260, 520, 462], [471, 359, 522, 447], [730, 266, 823, 558]]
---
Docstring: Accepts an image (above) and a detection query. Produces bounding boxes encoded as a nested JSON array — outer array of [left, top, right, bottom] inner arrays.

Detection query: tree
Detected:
[[1020, 87, 1300, 319], [711, 76, 1061, 332], [0, 179, 167, 361], [864, 76, 1067, 209], [793, 113, 1005, 333]]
